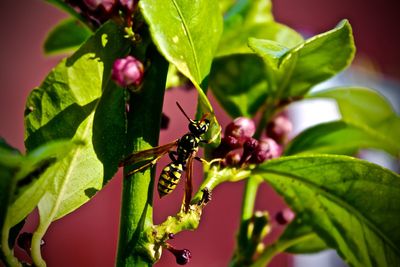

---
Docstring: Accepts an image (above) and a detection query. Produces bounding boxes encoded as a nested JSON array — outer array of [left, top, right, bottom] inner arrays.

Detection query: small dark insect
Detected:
[[120, 102, 210, 210]]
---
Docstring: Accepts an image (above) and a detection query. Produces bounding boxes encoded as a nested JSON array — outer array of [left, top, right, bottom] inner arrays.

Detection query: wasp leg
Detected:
[[194, 156, 223, 166], [168, 151, 178, 162], [125, 154, 164, 177]]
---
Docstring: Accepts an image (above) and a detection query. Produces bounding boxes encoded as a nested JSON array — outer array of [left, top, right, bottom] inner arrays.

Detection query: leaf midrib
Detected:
[[171, 0, 201, 82], [257, 168, 400, 255]]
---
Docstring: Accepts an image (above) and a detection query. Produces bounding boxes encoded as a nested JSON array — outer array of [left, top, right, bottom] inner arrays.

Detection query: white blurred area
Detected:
[[288, 66, 400, 267]]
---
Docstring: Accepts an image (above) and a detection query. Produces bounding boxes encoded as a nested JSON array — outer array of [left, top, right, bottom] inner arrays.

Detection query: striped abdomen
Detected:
[[158, 162, 184, 197]]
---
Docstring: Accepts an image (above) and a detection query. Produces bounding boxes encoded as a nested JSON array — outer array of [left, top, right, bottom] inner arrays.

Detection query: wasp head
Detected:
[[189, 119, 210, 136]]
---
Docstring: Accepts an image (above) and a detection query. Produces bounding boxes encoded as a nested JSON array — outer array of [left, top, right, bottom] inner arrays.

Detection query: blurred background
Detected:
[[0, 0, 399, 266]]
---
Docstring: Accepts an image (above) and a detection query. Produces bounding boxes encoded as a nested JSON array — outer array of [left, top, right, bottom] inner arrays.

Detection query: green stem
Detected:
[[116, 46, 168, 267], [251, 233, 315, 267], [1, 220, 21, 267], [241, 176, 261, 221]]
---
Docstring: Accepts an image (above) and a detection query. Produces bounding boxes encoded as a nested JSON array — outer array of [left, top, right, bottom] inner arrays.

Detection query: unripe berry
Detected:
[[225, 117, 255, 144], [112, 56, 144, 88]]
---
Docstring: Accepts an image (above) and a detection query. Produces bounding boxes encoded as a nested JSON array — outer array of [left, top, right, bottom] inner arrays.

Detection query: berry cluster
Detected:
[[214, 115, 292, 167]]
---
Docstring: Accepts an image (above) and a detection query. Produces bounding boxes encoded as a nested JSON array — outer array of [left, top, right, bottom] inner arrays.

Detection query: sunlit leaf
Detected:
[[250, 20, 355, 99], [255, 155, 400, 267], [14, 21, 129, 266], [139, 0, 223, 143]]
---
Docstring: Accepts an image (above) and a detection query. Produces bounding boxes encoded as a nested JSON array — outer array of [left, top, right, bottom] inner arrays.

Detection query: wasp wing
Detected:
[[183, 151, 195, 212], [120, 140, 178, 167]]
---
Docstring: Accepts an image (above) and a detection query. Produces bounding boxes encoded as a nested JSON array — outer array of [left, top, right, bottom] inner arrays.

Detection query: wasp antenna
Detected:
[[199, 113, 210, 122], [176, 102, 192, 122]]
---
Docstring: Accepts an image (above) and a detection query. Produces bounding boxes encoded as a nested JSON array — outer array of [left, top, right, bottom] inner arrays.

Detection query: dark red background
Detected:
[[1, 0, 399, 266]]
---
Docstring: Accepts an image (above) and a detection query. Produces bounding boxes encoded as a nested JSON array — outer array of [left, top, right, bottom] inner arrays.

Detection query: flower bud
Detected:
[[240, 138, 259, 164], [224, 135, 241, 149], [225, 151, 241, 166], [248, 146, 269, 164], [243, 138, 258, 154], [112, 56, 144, 88], [119, 0, 135, 13], [167, 245, 192, 265], [275, 208, 295, 225], [84, 0, 115, 11], [260, 137, 282, 159], [266, 113, 292, 144], [225, 117, 255, 144], [212, 135, 240, 159]]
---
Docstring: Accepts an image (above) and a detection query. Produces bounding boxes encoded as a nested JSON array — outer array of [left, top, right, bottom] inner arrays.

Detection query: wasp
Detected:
[[120, 102, 210, 210]]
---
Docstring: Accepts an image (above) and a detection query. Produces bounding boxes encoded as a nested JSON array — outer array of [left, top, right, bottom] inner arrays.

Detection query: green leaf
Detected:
[[44, 18, 92, 55], [210, 0, 302, 118], [223, 0, 273, 30], [254, 155, 400, 267], [17, 21, 129, 266], [139, 0, 222, 86], [279, 219, 328, 254], [209, 54, 269, 117], [0, 139, 21, 236], [139, 0, 223, 143], [217, 0, 302, 57], [44, 0, 88, 25], [1, 139, 78, 266], [285, 120, 399, 156], [218, 0, 236, 15], [288, 87, 400, 157], [250, 20, 355, 98]]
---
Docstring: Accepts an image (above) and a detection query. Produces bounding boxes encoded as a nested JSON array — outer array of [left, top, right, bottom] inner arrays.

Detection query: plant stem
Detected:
[[250, 233, 315, 267], [116, 46, 168, 267], [240, 176, 261, 221]]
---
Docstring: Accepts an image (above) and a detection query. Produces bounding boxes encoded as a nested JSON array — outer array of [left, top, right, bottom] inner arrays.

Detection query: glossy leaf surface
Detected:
[[250, 20, 355, 99], [19, 21, 129, 266], [255, 155, 400, 267], [140, 0, 223, 143], [210, 0, 302, 118], [217, 0, 302, 57]]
